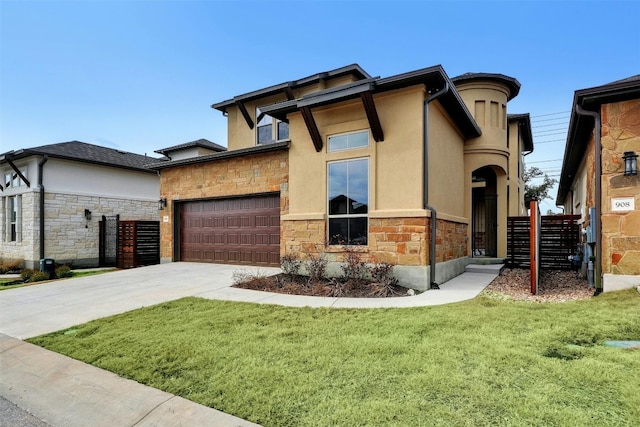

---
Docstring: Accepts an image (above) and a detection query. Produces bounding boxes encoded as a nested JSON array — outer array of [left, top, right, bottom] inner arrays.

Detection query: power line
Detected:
[[526, 159, 563, 163], [531, 115, 570, 124], [534, 139, 565, 144], [530, 111, 570, 119]]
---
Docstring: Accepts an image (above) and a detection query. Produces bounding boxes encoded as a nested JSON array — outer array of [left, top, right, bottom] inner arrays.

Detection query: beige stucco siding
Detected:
[[428, 102, 466, 218], [285, 86, 429, 219]]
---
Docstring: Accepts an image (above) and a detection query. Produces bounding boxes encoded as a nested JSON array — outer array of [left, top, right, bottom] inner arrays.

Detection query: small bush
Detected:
[[56, 265, 73, 278], [340, 247, 367, 282], [369, 262, 401, 297], [0, 259, 24, 274], [232, 269, 268, 286], [29, 271, 52, 282], [21, 269, 36, 281], [306, 253, 328, 283], [281, 253, 302, 276]]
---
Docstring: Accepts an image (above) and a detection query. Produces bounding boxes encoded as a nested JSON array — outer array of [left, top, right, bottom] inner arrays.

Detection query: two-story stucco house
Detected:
[[1, 141, 164, 269], [152, 64, 533, 290], [556, 75, 640, 293]]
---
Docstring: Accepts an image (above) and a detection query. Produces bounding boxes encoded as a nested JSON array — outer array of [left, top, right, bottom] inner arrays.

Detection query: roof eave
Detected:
[[149, 141, 290, 170]]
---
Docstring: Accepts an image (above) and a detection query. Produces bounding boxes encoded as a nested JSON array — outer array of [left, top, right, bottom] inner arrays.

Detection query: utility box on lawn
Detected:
[[40, 258, 56, 279]]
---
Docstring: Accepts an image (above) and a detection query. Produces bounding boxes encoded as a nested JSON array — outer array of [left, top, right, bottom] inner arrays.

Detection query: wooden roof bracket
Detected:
[[360, 91, 384, 142], [284, 83, 295, 101], [301, 106, 323, 152], [6, 157, 31, 188], [236, 100, 254, 129]]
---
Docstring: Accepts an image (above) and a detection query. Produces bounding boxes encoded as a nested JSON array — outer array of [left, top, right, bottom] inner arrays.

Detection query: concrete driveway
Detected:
[[0, 262, 279, 339]]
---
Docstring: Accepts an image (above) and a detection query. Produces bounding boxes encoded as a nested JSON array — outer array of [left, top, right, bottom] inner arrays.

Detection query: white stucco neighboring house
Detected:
[[1, 141, 166, 269]]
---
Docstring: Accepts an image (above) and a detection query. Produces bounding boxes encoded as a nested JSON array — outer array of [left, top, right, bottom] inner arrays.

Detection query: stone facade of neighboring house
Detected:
[[153, 64, 533, 290], [556, 75, 640, 292], [1, 141, 163, 269]]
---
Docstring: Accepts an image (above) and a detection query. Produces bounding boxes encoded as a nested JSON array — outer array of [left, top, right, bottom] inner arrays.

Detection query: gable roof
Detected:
[[259, 65, 482, 139], [154, 138, 227, 156], [0, 141, 165, 173], [556, 74, 640, 205], [507, 113, 534, 153], [211, 64, 372, 113]]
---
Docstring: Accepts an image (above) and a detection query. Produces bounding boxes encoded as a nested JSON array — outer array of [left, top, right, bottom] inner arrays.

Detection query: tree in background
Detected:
[[524, 166, 558, 202]]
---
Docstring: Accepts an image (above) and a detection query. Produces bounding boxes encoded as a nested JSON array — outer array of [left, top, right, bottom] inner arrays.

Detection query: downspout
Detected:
[[38, 155, 48, 260], [423, 82, 449, 290], [575, 105, 602, 295]]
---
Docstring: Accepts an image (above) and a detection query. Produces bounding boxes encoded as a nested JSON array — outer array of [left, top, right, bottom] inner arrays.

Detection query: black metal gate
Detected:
[[472, 193, 497, 257], [99, 215, 119, 267]]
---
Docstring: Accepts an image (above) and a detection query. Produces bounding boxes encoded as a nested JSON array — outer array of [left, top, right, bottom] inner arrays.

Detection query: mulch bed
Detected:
[[483, 268, 594, 303], [233, 268, 595, 302], [233, 273, 409, 298]]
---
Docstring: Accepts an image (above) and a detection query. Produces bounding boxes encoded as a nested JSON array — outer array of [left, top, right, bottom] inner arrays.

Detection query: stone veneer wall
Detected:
[[159, 151, 289, 262], [1, 191, 38, 268], [282, 216, 468, 266], [43, 192, 158, 267], [600, 99, 640, 277]]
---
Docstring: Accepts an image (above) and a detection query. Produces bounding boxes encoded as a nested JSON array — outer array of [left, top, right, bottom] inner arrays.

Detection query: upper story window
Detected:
[[256, 107, 289, 145], [328, 130, 369, 152], [3, 169, 27, 189]]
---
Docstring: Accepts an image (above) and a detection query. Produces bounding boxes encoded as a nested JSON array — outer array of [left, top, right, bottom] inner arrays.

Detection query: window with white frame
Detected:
[[5, 195, 21, 242], [256, 107, 289, 145], [328, 130, 369, 152], [3, 169, 27, 189], [328, 158, 369, 245]]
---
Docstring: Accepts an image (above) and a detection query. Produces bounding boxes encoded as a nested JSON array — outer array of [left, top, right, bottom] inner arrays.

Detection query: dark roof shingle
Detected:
[[0, 141, 166, 173]]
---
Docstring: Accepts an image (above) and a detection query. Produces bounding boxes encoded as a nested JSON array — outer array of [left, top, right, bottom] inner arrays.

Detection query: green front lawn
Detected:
[[29, 290, 640, 426]]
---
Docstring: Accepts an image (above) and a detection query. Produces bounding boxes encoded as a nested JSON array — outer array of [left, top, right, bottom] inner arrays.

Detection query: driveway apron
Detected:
[[0, 262, 279, 340]]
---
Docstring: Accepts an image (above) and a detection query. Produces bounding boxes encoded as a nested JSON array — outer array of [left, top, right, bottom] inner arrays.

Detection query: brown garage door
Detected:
[[180, 194, 280, 266]]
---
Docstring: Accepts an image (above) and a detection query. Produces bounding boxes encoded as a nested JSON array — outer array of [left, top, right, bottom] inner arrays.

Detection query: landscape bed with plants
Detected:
[[233, 251, 594, 302], [0, 258, 114, 290], [28, 270, 640, 426]]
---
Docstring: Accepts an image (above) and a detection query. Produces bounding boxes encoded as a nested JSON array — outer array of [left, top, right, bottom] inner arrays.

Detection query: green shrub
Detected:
[[55, 265, 73, 278], [29, 271, 52, 282], [21, 269, 36, 281]]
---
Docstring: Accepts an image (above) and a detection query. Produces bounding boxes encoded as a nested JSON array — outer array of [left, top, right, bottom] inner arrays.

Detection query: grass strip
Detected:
[[29, 290, 640, 426]]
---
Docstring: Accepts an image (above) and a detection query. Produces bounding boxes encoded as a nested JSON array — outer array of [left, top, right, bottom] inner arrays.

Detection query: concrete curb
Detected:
[[0, 334, 259, 427]]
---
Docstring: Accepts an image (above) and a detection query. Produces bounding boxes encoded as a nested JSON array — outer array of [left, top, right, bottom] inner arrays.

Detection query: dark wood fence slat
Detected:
[[117, 221, 160, 269], [507, 215, 580, 270]]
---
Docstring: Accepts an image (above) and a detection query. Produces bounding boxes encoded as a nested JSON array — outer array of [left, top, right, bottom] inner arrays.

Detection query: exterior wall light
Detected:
[[84, 209, 92, 221], [623, 151, 638, 176], [158, 198, 168, 210]]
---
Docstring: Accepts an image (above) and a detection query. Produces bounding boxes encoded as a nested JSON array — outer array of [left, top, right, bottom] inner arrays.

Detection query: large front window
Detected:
[[328, 158, 368, 245], [256, 107, 289, 145]]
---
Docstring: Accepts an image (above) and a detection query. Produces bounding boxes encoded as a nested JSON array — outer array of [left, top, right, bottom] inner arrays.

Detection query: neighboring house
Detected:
[[152, 64, 533, 290], [154, 138, 227, 161], [0, 141, 164, 269], [556, 75, 640, 292]]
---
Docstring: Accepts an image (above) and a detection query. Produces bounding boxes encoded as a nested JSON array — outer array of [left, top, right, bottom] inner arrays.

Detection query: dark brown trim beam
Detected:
[[236, 101, 254, 129], [361, 92, 384, 142], [6, 158, 31, 188], [284, 84, 295, 101], [301, 106, 323, 152]]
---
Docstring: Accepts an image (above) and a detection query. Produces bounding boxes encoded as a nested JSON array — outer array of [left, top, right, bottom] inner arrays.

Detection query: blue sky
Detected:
[[1, 0, 639, 212]]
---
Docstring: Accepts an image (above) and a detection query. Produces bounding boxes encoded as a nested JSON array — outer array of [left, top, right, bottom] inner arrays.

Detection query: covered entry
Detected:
[[179, 193, 280, 266], [472, 167, 498, 257]]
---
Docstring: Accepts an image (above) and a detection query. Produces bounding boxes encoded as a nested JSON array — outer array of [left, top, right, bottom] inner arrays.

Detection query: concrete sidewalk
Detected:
[[0, 262, 498, 426], [0, 334, 259, 427]]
